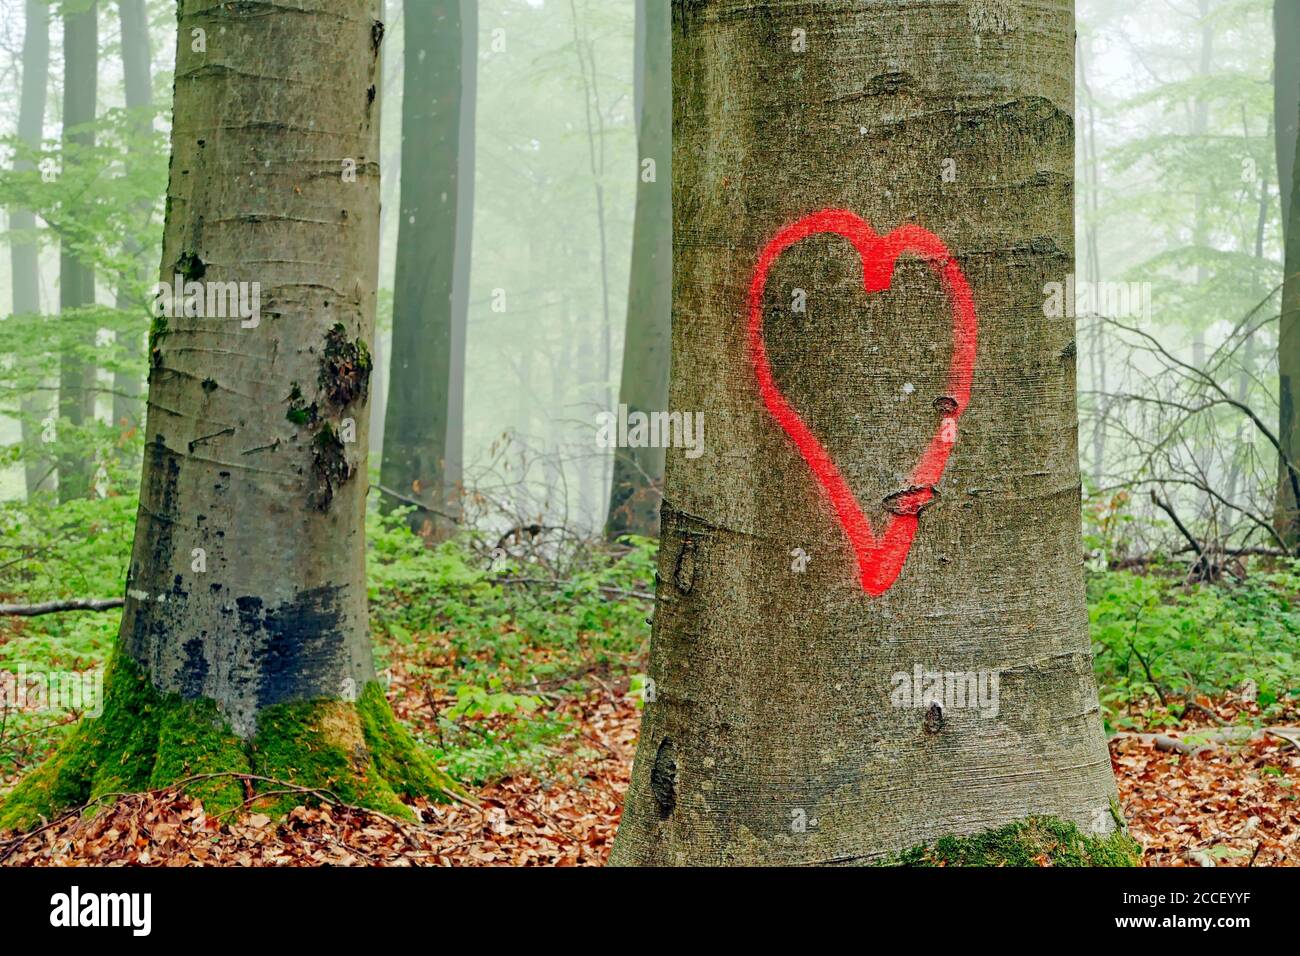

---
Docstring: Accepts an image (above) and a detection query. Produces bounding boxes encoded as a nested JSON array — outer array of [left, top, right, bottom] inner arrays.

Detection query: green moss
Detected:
[[0, 654, 453, 832], [148, 312, 168, 359], [882, 815, 1142, 867], [149, 698, 250, 816], [285, 382, 318, 426], [357, 681, 458, 801], [319, 323, 372, 407], [250, 692, 413, 820], [0, 651, 159, 829]]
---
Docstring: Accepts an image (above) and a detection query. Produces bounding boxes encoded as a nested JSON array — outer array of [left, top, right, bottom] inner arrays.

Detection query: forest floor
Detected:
[[2, 670, 1297, 866], [2, 514, 1298, 865]]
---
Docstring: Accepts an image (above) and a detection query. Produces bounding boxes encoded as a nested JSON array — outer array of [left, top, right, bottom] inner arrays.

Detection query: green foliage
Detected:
[[1089, 564, 1300, 729], [366, 506, 653, 784]]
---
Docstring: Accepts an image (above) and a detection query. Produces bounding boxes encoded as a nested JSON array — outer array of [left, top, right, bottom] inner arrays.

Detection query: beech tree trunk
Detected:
[[0, 0, 452, 832], [612, 0, 1126, 866], [445, 0, 477, 502], [57, 0, 98, 503], [606, 0, 672, 539], [12, 0, 51, 497], [381, 0, 466, 535], [123, 0, 390, 733], [111, 0, 154, 439], [1276, 0, 1299, 547]]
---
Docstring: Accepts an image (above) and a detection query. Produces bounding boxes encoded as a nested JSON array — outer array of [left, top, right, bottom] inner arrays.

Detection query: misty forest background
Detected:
[[0, 0, 1298, 863]]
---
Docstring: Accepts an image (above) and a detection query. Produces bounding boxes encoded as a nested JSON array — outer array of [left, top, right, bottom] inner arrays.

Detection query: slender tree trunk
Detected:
[[0, 0, 450, 832], [11, 0, 51, 497], [569, 0, 615, 521], [1078, 35, 1106, 490], [1280, 114, 1300, 548], [380, 0, 464, 536], [445, 0, 477, 508], [1191, 0, 1214, 317], [606, 0, 671, 539], [57, 0, 99, 503], [612, 0, 1130, 866], [110, 0, 154, 443], [1276, 0, 1300, 546]]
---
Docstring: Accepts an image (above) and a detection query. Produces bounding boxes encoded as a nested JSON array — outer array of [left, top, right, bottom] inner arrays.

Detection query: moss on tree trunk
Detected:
[[0, 652, 452, 831], [881, 815, 1141, 867]]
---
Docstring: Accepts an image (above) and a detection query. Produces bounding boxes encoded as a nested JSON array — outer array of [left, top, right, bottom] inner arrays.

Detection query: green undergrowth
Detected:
[[1088, 565, 1300, 731], [0, 651, 453, 831], [882, 816, 1142, 867]]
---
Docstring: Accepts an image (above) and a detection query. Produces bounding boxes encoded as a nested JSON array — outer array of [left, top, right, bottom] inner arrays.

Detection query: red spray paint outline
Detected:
[[746, 209, 978, 596]]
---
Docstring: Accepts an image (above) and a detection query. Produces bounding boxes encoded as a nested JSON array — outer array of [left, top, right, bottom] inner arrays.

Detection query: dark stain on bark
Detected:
[[673, 535, 697, 594], [176, 250, 206, 282], [671, 0, 707, 35], [311, 423, 353, 511], [177, 635, 209, 698], [121, 437, 185, 672], [371, 19, 385, 55], [650, 737, 677, 817], [248, 585, 350, 710], [320, 323, 372, 408], [923, 701, 944, 733], [867, 70, 912, 95]]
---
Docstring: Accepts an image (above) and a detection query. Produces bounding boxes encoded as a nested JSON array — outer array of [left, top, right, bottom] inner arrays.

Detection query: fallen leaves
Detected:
[[1113, 701, 1300, 866], [3, 684, 1298, 866], [0, 685, 638, 867]]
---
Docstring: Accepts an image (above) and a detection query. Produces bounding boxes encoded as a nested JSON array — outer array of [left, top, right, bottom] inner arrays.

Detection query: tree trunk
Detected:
[[611, 0, 1132, 866], [110, 0, 154, 443], [0, 0, 450, 832], [1276, 0, 1299, 547], [11, 0, 51, 498], [606, 0, 671, 539], [380, 0, 465, 536], [445, 0, 477, 507], [57, 0, 99, 503]]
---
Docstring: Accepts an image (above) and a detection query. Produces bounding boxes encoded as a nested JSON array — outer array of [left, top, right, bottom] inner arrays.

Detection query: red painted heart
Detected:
[[747, 208, 978, 595]]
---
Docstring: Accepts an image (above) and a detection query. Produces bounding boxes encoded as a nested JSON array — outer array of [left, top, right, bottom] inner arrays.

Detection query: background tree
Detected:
[[445, 0, 477, 502], [1275, 0, 1298, 545], [381, 0, 469, 535], [10, 0, 50, 497], [56, 0, 98, 502], [110, 0, 155, 442], [0, 0, 450, 830], [605, 0, 670, 539], [612, 0, 1132, 865]]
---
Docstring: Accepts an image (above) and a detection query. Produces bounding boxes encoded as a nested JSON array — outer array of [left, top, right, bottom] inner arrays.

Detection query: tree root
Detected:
[[0, 650, 456, 832]]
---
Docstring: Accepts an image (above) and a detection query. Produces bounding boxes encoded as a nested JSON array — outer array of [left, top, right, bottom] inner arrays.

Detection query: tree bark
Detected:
[[612, 0, 1128, 866], [606, 0, 672, 539], [57, 0, 99, 503], [0, 0, 451, 832], [445, 0, 477, 506], [380, 0, 465, 536], [11, 0, 52, 498], [110, 0, 154, 443], [1276, 0, 1299, 547]]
